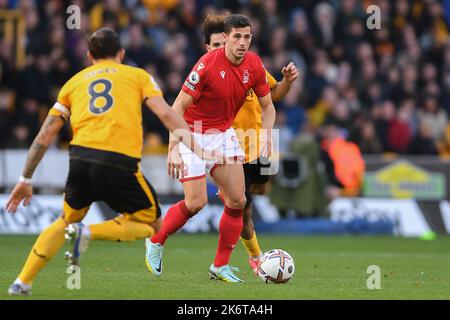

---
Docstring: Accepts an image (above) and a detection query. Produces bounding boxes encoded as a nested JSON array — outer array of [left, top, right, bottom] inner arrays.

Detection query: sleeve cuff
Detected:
[[181, 85, 199, 101], [52, 102, 70, 117]]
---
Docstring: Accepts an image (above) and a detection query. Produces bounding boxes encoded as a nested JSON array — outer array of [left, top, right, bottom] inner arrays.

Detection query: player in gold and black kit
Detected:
[[5, 28, 207, 296]]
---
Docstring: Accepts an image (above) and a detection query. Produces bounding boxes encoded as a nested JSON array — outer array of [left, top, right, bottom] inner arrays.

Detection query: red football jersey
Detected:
[[182, 47, 270, 133]]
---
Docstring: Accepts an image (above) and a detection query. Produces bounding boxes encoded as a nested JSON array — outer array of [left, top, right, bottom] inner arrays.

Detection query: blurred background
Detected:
[[1, 0, 450, 237]]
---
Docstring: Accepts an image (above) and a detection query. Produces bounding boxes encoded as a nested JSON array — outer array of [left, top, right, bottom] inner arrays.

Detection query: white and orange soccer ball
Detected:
[[257, 249, 295, 284]]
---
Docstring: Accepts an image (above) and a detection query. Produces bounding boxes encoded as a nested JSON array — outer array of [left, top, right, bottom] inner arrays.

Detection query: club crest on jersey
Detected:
[[243, 69, 249, 84], [188, 71, 200, 84], [220, 71, 226, 79]]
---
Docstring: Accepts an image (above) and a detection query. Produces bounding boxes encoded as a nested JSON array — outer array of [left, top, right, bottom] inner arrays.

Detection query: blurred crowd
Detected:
[[1, 0, 450, 157]]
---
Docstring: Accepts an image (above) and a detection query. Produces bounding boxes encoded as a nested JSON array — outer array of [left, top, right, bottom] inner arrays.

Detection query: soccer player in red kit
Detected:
[[200, 14, 299, 275], [145, 14, 276, 282]]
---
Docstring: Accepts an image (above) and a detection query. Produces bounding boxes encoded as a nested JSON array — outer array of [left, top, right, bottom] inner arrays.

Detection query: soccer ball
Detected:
[[257, 249, 295, 284]]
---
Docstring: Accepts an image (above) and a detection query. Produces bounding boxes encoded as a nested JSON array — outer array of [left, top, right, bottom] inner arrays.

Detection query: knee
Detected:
[[62, 212, 80, 224], [226, 195, 247, 210], [185, 197, 208, 214], [63, 202, 89, 224]]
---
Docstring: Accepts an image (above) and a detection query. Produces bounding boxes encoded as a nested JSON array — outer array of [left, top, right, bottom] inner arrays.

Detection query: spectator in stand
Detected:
[[352, 117, 383, 154], [312, 2, 336, 50], [308, 86, 334, 126], [0, 89, 14, 148], [4, 124, 31, 149], [0, 0, 448, 157], [273, 110, 294, 154], [123, 23, 155, 67], [387, 103, 414, 153], [320, 125, 365, 197], [373, 100, 396, 152], [323, 99, 352, 132], [409, 122, 439, 155], [417, 95, 448, 142], [278, 81, 305, 136]]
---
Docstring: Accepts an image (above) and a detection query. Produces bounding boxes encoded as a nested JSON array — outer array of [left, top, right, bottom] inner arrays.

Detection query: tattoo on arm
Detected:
[[23, 141, 48, 178], [22, 116, 60, 178]]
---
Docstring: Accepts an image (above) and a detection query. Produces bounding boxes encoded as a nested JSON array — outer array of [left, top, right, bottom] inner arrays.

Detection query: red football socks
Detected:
[[214, 206, 243, 267], [151, 200, 190, 245]]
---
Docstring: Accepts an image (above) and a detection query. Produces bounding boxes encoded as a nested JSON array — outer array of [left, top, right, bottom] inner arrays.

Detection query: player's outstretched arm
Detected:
[[270, 62, 299, 102], [258, 93, 276, 157], [145, 94, 189, 179], [145, 94, 222, 168], [145, 95, 192, 137], [167, 91, 193, 179], [170, 90, 225, 162], [5, 115, 65, 213], [259, 93, 276, 131]]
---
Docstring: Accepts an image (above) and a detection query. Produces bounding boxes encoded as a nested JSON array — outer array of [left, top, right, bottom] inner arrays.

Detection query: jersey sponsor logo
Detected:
[[197, 63, 205, 71], [188, 71, 200, 84], [243, 69, 249, 84], [184, 81, 196, 91], [220, 71, 226, 79]]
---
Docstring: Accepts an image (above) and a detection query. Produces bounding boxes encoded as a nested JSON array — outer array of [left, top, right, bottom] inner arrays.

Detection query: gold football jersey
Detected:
[[49, 60, 162, 159]]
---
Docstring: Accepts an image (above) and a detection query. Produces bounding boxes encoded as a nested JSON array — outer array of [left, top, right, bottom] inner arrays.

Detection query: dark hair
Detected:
[[224, 14, 251, 34], [201, 14, 227, 44], [88, 28, 122, 59]]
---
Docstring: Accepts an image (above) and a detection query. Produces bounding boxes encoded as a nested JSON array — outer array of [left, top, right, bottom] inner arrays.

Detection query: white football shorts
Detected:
[[178, 127, 245, 182]]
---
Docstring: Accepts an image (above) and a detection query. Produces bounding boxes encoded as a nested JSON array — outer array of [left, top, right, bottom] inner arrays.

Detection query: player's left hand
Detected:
[[281, 62, 299, 83], [168, 147, 185, 179], [260, 133, 272, 158], [5, 182, 33, 213]]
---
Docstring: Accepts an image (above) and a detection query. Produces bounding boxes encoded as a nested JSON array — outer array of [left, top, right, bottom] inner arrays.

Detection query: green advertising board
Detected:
[[364, 160, 446, 199]]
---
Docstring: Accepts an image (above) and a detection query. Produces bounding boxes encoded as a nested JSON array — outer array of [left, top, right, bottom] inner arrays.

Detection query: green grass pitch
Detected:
[[1, 234, 450, 299]]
